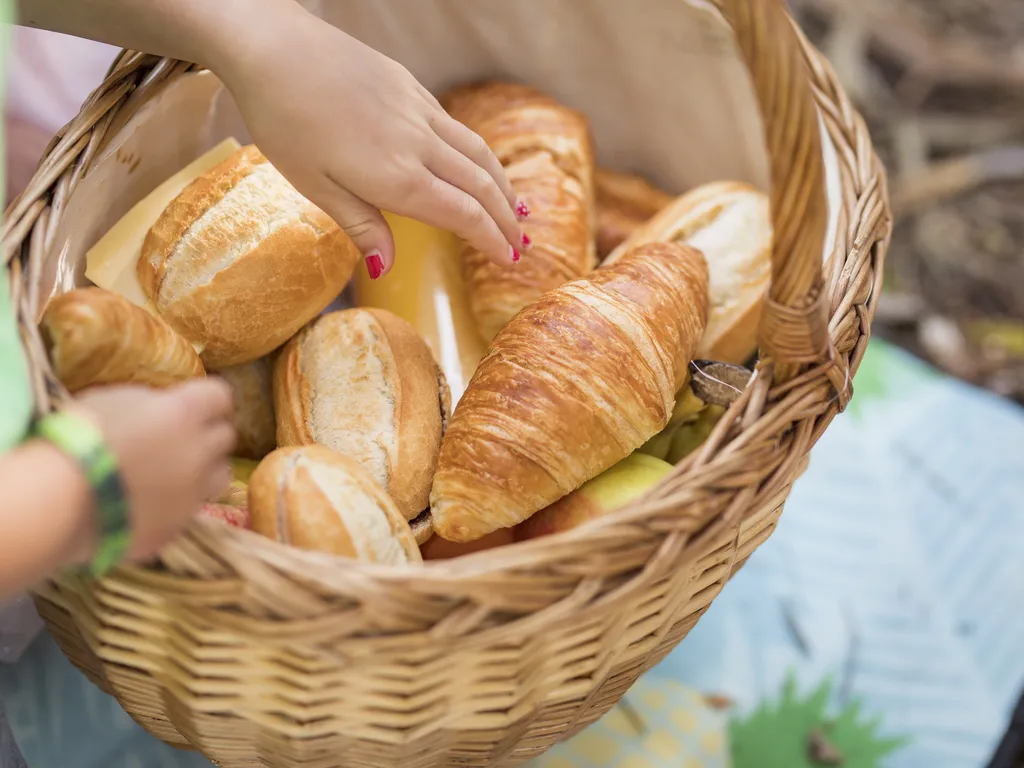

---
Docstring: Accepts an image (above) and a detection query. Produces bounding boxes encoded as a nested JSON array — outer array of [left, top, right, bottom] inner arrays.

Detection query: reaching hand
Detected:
[[74, 379, 236, 562], [215, 3, 528, 280]]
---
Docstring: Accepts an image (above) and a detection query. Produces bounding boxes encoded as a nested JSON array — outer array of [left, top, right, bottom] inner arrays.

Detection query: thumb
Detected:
[[322, 187, 396, 280]]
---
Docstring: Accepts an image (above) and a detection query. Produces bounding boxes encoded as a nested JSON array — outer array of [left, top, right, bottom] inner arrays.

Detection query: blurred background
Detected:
[[2, 4, 1022, 768]]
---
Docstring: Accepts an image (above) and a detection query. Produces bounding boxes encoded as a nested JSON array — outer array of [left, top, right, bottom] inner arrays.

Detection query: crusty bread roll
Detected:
[[431, 242, 709, 542], [248, 445, 422, 563], [608, 181, 771, 364], [214, 357, 276, 460], [442, 82, 596, 341], [139, 145, 359, 368], [409, 510, 434, 547], [42, 287, 204, 393], [595, 168, 673, 261], [274, 308, 451, 520]]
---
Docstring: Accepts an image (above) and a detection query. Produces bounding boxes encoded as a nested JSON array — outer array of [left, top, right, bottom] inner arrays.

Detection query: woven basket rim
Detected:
[[3, 4, 890, 612]]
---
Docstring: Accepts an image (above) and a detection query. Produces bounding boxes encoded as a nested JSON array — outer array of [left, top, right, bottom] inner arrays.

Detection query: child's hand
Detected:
[[74, 379, 236, 563], [214, 3, 526, 279]]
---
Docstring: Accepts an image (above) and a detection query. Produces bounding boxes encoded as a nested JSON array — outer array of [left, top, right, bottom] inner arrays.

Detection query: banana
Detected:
[[515, 453, 674, 541], [666, 405, 726, 464], [637, 385, 706, 460]]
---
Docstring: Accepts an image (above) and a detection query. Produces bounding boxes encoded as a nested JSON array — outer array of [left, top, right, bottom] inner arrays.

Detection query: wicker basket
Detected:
[[3, 1, 888, 766]]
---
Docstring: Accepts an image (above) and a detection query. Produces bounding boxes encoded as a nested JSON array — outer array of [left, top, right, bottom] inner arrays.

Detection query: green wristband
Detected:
[[35, 410, 131, 577]]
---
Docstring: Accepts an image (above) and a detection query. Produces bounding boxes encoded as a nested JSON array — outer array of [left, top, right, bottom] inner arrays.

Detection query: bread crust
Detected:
[[607, 181, 771, 364], [213, 357, 276, 460], [431, 242, 709, 542], [442, 82, 596, 341], [594, 168, 674, 260], [42, 287, 204, 393], [273, 309, 451, 520], [249, 445, 422, 563], [139, 145, 359, 368]]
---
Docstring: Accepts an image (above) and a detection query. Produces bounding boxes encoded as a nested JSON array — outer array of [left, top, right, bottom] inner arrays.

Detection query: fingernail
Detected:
[[521, 232, 532, 249], [515, 199, 530, 220], [365, 251, 384, 280], [510, 246, 521, 263]]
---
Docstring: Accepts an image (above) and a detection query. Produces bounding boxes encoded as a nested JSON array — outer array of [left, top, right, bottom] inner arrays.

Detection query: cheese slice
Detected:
[[85, 137, 242, 315]]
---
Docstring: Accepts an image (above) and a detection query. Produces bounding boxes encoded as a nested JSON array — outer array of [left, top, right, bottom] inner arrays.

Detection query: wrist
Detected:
[[203, 0, 316, 88], [22, 440, 98, 567]]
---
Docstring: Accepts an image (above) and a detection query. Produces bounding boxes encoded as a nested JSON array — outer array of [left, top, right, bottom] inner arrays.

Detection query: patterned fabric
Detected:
[[35, 411, 131, 576]]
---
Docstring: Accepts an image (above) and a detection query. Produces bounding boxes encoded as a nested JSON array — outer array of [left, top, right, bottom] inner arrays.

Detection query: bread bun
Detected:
[[274, 308, 451, 520], [214, 357, 276, 460], [42, 287, 204, 393], [607, 181, 771, 364], [139, 145, 359, 368], [248, 445, 422, 564], [594, 168, 673, 260]]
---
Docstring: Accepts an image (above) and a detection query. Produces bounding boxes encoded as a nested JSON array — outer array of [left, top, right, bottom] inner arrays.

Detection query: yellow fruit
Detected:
[[637, 385, 706, 460], [215, 479, 248, 508], [667, 405, 725, 464], [230, 458, 259, 484], [515, 453, 674, 541]]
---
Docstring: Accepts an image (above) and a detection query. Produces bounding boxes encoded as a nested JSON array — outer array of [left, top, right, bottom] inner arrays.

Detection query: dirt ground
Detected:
[[790, 0, 1024, 406]]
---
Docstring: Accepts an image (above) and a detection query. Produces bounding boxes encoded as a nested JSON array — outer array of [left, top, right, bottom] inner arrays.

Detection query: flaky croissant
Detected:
[[430, 242, 709, 542], [442, 82, 596, 341], [42, 287, 205, 393]]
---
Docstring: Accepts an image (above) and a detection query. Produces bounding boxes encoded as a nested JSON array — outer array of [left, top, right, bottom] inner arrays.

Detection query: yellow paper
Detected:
[[352, 213, 487, 404], [84, 137, 242, 312]]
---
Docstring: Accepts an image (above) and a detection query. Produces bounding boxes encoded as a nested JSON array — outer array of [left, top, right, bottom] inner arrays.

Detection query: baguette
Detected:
[[139, 145, 359, 368], [274, 308, 451, 520], [607, 181, 771, 364], [431, 242, 709, 542], [248, 445, 422, 563], [213, 357, 276, 460], [442, 82, 596, 341], [595, 168, 673, 260], [42, 287, 204, 393]]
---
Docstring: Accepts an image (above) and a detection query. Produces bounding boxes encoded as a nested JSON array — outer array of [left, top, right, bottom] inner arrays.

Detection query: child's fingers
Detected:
[[408, 176, 518, 266], [203, 460, 233, 505], [318, 183, 396, 280], [169, 378, 235, 424], [202, 422, 237, 459], [427, 140, 524, 255], [431, 115, 518, 212]]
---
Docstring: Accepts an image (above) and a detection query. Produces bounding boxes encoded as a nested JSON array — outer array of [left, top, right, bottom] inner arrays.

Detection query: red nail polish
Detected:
[[521, 232, 532, 248], [511, 246, 521, 263], [365, 252, 384, 280], [516, 200, 530, 220]]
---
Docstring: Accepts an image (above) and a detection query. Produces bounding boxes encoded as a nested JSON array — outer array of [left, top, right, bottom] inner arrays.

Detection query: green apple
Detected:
[[515, 453, 674, 541]]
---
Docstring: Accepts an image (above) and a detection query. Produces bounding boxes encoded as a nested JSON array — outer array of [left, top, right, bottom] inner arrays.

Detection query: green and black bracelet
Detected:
[[35, 410, 130, 576]]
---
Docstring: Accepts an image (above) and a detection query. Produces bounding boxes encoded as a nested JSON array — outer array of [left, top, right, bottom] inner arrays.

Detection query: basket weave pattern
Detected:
[[2, 2, 889, 766]]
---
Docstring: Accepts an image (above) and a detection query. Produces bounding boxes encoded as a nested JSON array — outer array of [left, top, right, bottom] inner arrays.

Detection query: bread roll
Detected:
[[409, 510, 434, 547], [608, 182, 771, 364], [431, 242, 709, 542], [249, 445, 422, 563], [139, 145, 359, 368], [42, 287, 204, 393], [214, 357, 276, 460], [274, 308, 451, 520], [595, 168, 673, 260], [442, 82, 596, 341]]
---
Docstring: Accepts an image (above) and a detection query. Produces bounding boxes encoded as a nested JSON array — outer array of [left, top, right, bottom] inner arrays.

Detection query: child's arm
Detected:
[[18, 0, 527, 276], [0, 440, 95, 597], [0, 380, 236, 600]]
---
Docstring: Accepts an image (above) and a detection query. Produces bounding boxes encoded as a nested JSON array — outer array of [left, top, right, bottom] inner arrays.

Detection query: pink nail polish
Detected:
[[365, 251, 384, 280], [516, 199, 531, 220], [521, 232, 532, 249], [511, 246, 521, 263]]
